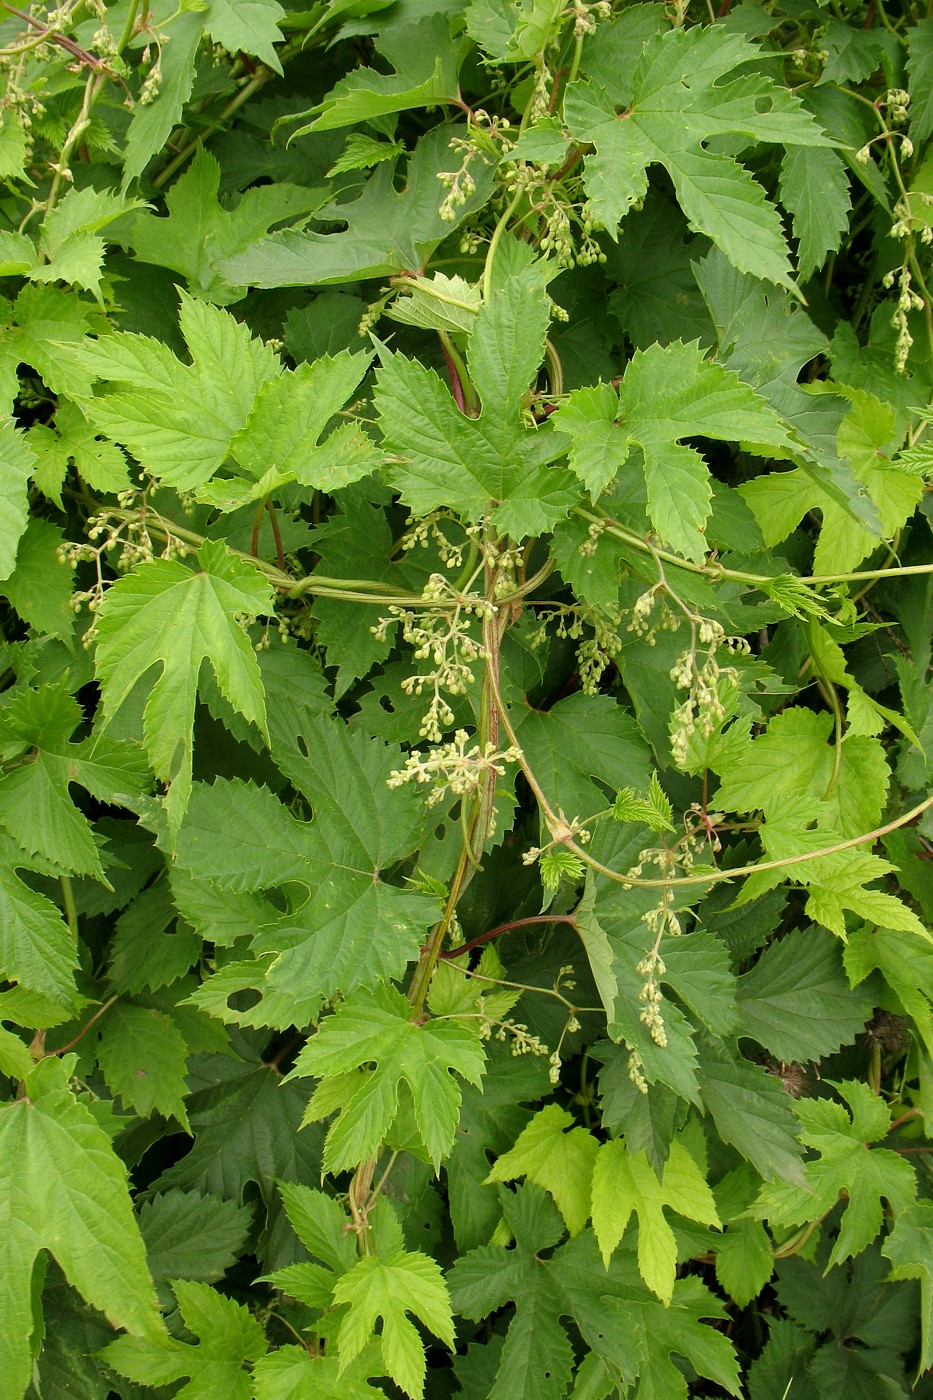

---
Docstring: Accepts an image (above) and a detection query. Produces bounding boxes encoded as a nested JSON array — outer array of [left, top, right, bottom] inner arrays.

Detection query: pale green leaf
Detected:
[[94, 539, 274, 831], [333, 1249, 454, 1400], [252, 1344, 384, 1399], [77, 293, 280, 490], [591, 1139, 719, 1302], [486, 1104, 599, 1237], [0, 421, 35, 582], [290, 983, 485, 1170], [0, 1056, 162, 1398], [104, 1277, 266, 1399], [0, 1024, 32, 1080]]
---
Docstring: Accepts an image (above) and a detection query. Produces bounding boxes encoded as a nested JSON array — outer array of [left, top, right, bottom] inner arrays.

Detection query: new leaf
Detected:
[[94, 539, 273, 832], [291, 984, 486, 1170], [333, 1249, 454, 1400], [104, 1278, 267, 1400], [591, 1138, 720, 1302]]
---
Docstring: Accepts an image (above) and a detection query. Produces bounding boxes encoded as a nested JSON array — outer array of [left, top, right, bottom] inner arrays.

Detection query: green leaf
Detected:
[[908, 19, 933, 143], [450, 1188, 741, 1400], [77, 292, 280, 490], [94, 539, 273, 832], [222, 126, 495, 288], [205, 0, 285, 72], [122, 11, 204, 187], [591, 1138, 720, 1302], [0, 682, 149, 881], [779, 146, 852, 282], [138, 1189, 254, 1291], [696, 1034, 805, 1184], [736, 927, 874, 1061], [127, 148, 323, 303], [622, 341, 797, 559], [0, 1056, 162, 1397], [486, 1104, 599, 1237], [153, 1054, 322, 1205], [95, 1001, 191, 1128], [290, 983, 485, 1170], [174, 711, 438, 998], [754, 1081, 916, 1269], [375, 268, 577, 538], [0, 518, 74, 639], [297, 15, 466, 132], [0, 421, 36, 582], [104, 1277, 267, 1399], [332, 1249, 454, 1400], [565, 25, 832, 288], [515, 692, 651, 820], [882, 1200, 933, 1374], [715, 1217, 774, 1309], [0, 835, 79, 1005]]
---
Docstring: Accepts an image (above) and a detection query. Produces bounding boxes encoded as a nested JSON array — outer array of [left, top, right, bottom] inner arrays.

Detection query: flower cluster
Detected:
[[372, 574, 493, 742], [437, 111, 513, 223], [387, 729, 519, 808], [668, 618, 749, 769]]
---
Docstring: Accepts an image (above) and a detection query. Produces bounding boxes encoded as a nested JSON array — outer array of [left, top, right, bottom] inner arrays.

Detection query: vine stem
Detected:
[[47, 995, 119, 1056], [439, 913, 577, 960], [576, 508, 933, 588], [150, 66, 274, 191], [484, 644, 933, 891]]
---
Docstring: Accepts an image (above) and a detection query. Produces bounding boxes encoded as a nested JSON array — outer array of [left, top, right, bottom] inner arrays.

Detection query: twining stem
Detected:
[[575, 507, 933, 588], [439, 913, 577, 960], [484, 642, 933, 891], [47, 994, 119, 1056]]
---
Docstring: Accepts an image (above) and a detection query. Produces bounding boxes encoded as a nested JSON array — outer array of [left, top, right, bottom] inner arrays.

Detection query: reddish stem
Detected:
[[439, 339, 466, 413], [439, 913, 577, 960]]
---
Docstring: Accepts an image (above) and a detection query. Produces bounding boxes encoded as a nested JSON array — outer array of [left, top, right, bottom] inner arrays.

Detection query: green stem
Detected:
[[483, 188, 524, 301], [575, 508, 933, 588], [151, 67, 273, 191], [60, 875, 78, 940]]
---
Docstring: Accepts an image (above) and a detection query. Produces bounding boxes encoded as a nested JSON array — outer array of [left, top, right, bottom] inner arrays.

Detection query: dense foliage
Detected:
[[1, 0, 932, 1395]]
